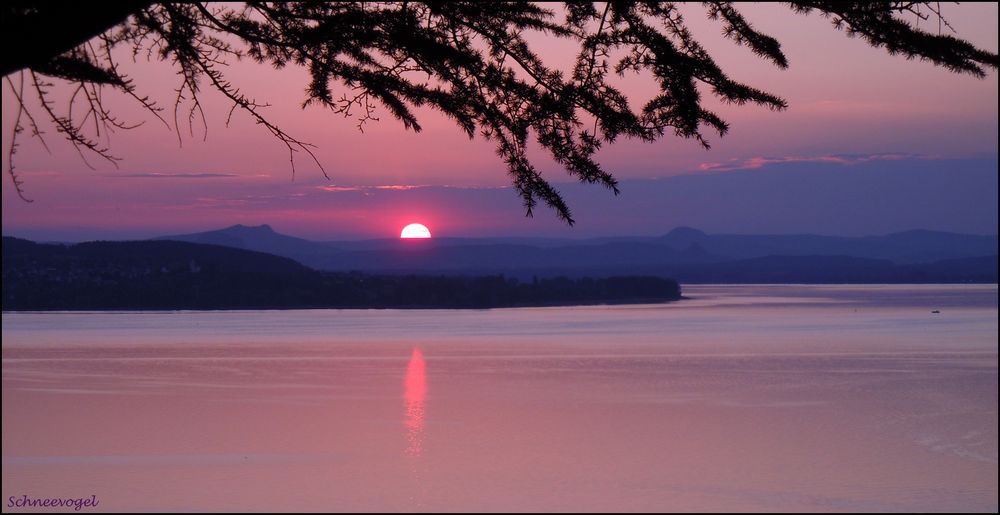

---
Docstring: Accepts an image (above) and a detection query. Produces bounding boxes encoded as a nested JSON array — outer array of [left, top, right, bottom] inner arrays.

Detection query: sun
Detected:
[[400, 223, 432, 239]]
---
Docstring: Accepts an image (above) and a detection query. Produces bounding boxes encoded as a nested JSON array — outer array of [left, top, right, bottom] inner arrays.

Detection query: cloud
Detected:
[[316, 185, 363, 192], [315, 184, 507, 193], [374, 184, 426, 190], [316, 184, 430, 193], [112, 172, 241, 179], [698, 153, 923, 172]]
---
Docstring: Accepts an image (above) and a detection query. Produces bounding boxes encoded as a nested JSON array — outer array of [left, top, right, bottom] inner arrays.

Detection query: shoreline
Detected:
[[0, 296, 686, 313]]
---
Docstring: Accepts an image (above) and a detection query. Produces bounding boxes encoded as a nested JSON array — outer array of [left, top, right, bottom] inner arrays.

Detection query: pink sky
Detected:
[[2, 3, 997, 240]]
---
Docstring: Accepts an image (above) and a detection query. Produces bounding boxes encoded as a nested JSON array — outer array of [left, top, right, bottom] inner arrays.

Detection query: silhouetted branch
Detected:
[[5, 73, 33, 202], [2, 2, 996, 223]]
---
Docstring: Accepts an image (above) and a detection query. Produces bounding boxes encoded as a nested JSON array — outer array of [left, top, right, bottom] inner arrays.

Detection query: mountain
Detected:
[[1, 237, 681, 310], [3, 232, 993, 311], [157, 224, 331, 256], [2, 237, 320, 310], [153, 225, 998, 278]]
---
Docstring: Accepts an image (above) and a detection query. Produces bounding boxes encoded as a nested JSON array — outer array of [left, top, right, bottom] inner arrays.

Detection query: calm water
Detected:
[[2, 285, 997, 512]]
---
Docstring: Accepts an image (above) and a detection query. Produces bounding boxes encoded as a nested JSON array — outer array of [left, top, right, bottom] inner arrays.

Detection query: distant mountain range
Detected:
[[154, 224, 998, 282], [3, 224, 995, 310]]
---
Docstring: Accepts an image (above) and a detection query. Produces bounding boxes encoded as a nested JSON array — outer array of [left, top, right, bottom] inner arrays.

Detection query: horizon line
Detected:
[[4, 225, 998, 245]]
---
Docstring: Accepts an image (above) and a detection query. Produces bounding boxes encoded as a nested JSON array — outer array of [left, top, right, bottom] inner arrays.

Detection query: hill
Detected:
[[1, 237, 681, 310], [152, 224, 998, 281]]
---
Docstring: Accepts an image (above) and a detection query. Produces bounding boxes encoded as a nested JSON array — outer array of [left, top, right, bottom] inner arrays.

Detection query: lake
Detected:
[[2, 285, 997, 512]]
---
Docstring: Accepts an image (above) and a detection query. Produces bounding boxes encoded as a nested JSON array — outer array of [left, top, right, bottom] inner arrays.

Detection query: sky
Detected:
[[2, 3, 998, 241]]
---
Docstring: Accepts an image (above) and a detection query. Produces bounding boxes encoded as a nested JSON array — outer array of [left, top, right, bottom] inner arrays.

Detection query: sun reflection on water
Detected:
[[403, 347, 427, 457]]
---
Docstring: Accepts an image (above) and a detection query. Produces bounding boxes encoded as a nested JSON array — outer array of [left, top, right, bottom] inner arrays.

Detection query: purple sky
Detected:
[[2, 3, 997, 240]]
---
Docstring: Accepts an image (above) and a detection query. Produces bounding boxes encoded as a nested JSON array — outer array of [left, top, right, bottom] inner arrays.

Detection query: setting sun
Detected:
[[400, 223, 432, 239]]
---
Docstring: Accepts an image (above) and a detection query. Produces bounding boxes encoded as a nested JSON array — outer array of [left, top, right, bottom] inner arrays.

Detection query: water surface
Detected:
[[3, 285, 997, 511]]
